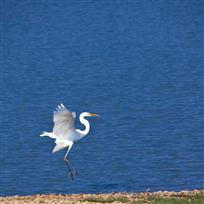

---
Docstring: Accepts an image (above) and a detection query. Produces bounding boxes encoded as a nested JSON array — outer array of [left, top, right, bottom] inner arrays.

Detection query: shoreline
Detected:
[[1, 189, 203, 204]]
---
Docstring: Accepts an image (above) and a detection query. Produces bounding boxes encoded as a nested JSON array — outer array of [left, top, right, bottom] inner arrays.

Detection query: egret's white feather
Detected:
[[40, 104, 99, 163], [61, 103, 65, 108], [40, 131, 57, 139], [72, 112, 76, 118], [53, 105, 75, 141], [52, 142, 66, 153]]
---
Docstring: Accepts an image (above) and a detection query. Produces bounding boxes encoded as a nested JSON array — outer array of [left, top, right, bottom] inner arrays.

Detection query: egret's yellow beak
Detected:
[[89, 113, 100, 117]]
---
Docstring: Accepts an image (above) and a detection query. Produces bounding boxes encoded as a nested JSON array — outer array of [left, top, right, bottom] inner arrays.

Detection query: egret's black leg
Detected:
[[64, 158, 77, 179], [63, 145, 77, 179], [64, 158, 72, 172]]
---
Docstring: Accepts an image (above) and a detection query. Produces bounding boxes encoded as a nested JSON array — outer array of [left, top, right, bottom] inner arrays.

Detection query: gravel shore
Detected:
[[0, 190, 203, 204]]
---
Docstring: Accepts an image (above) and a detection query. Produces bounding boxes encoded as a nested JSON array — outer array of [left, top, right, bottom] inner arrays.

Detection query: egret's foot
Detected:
[[71, 167, 78, 176], [68, 168, 77, 180], [69, 171, 74, 180], [64, 160, 78, 179]]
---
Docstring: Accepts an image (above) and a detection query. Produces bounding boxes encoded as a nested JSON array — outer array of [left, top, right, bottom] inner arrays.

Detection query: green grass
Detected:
[[82, 194, 204, 204], [132, 196, 204, 204], [151, 195, 204, 204], [82, 196, 129, 203]]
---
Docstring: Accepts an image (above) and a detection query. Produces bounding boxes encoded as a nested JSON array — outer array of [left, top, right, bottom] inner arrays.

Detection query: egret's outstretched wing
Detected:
[[53, 104, 75, 139]]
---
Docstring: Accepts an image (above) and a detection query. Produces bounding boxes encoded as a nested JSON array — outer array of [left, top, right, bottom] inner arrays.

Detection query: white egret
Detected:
[[40, 103, 99, 179]]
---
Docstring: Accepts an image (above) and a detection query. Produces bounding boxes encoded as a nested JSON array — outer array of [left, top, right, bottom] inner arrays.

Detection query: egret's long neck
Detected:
[[76, 114, 90, 136]]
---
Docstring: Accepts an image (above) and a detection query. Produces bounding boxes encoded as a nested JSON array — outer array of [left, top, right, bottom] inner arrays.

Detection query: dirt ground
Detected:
[[0, 190, 203, 204]]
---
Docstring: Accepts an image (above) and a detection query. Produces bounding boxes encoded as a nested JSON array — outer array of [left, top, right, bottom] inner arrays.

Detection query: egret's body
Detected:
[[40, 104, 99, 178]]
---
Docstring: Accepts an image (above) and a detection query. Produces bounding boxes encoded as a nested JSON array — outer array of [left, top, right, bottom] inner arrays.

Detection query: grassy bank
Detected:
[[0, 190, 203, 204]]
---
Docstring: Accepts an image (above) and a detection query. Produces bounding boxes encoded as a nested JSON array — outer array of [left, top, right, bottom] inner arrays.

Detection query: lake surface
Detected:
[[1, 0, 203, 196]]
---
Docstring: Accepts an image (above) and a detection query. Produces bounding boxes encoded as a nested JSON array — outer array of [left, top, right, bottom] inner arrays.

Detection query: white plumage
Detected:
[[40, 103, 99, 178]]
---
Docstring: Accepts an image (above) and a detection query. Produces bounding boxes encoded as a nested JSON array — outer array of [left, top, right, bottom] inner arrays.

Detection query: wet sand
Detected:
[[0, 190, 203, 204]]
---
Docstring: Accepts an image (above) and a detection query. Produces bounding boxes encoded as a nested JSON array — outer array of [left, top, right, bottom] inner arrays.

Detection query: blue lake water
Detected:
[[1, 0, 203, 196]]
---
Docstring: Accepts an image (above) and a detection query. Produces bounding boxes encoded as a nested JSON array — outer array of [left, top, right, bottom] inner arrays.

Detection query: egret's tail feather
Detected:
[[52, 143, 66, 153], [40, 131, 48, 137], [40, 131, 57, 139]]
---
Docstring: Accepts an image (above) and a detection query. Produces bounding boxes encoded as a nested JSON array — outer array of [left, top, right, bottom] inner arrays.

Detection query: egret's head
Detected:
[[82, 112, 100, 117]]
